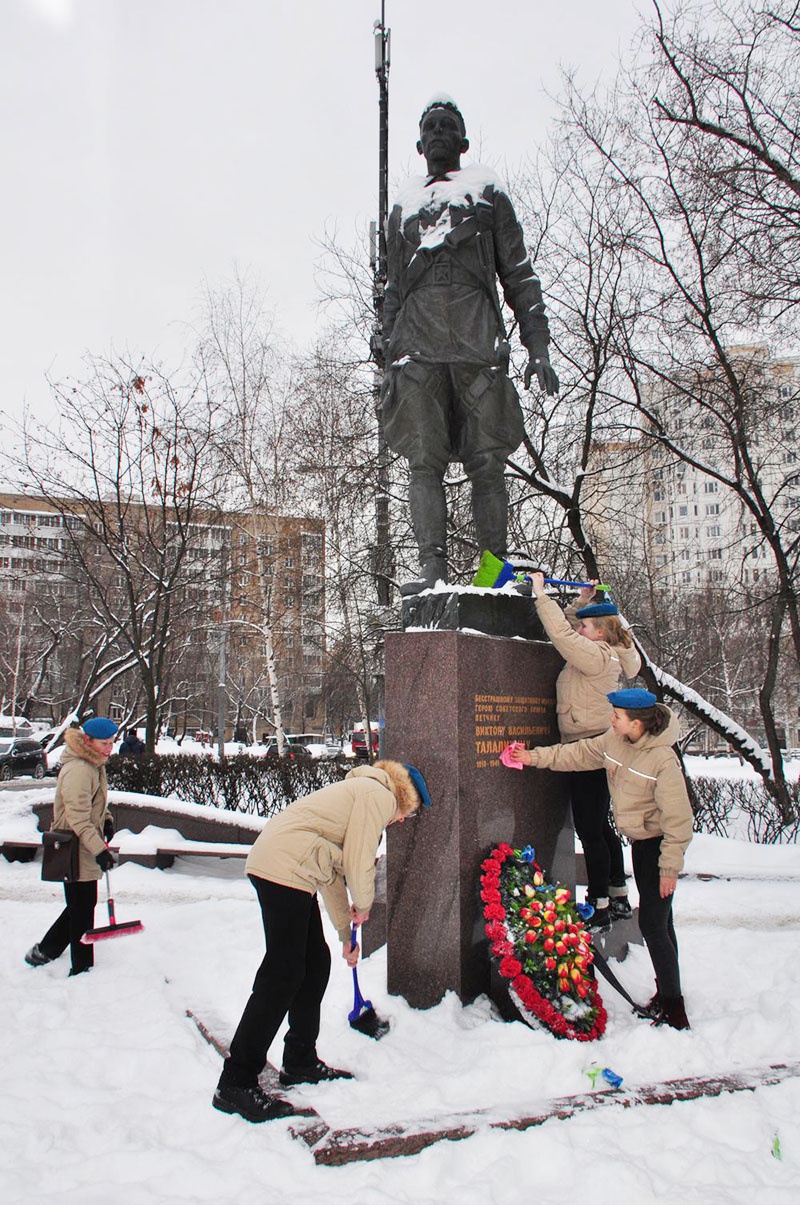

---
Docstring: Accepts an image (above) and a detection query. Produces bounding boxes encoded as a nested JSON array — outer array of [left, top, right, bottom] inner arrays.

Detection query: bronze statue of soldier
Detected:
[[380, 96, 559, 596]]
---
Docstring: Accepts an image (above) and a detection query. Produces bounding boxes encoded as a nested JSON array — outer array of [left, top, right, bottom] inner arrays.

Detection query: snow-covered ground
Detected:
[[2, 786, 800, 1203]]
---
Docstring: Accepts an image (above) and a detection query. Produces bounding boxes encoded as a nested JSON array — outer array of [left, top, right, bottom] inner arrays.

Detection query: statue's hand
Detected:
[[524, 356, 560, 396]]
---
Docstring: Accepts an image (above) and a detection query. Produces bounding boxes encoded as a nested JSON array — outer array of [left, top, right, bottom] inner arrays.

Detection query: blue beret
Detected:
[[404, 763, 432, 807], [82, 717, 119, 739], [607, 689, 657, 709], [576, 601, 618, 618]]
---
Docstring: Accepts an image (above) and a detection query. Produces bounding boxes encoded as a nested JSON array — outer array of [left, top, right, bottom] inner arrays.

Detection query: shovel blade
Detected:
[[348, 1003, 390, 1040]]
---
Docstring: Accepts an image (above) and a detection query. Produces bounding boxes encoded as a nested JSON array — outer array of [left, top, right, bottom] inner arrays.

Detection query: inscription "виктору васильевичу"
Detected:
[[473, 692, 554, 768]]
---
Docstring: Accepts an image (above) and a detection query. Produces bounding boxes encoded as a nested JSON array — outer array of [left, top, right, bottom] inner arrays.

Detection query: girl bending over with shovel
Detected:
[[504, 689, 693, 1031], [213, 759, 430, 1124]]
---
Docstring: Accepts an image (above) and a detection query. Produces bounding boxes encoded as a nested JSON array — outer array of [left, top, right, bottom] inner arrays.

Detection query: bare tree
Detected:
[[18, 355, 225, 750], [194, 274, 306, 753], [551, 0, 800, 818]]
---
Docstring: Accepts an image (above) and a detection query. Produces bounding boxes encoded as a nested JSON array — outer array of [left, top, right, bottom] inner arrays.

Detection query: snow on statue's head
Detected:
[[419, 93, 466, 136]]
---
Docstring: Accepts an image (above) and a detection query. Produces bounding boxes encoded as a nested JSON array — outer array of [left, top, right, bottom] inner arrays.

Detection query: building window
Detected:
[[706, 504, 720, 515]]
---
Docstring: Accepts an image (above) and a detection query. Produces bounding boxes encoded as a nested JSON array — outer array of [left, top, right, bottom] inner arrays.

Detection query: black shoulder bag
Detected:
[[41, 830, 79, 882]]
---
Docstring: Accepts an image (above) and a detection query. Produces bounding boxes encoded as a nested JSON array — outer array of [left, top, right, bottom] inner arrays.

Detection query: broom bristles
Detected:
[[81, 920, 144, 943]]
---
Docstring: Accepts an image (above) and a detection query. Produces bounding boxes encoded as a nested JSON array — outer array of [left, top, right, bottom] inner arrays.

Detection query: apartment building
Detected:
[[643, 347, 799, 591], [0, 491, 325, 736]]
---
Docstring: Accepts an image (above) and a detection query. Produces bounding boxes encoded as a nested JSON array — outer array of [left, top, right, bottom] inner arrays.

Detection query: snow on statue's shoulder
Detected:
[[395, 162, 507, 222]]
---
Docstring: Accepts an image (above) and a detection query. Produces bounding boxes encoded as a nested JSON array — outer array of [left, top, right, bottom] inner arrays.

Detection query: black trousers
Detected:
[[568, 769, 626, 900], [221, 878, 332, 1089], [632, 836, 681, 998], [38, 880, 98, 974]]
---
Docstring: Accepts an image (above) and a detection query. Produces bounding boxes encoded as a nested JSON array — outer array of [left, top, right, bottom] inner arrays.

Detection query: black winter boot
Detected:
[[25, 944, 53, 967], [586, 897, 611, 933], [213, 1081, 296, 1123], [659, 995, 690, 1030], [279, 1059, 354, 1087]]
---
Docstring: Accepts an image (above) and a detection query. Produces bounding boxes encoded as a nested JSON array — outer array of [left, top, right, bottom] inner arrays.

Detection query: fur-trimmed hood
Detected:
[[365, 759, 421, 816], [62, 726, 112, 767]]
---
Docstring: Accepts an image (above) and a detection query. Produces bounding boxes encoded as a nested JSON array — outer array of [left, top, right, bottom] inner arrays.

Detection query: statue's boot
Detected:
[[400, 474, 448, 597], [472, 478, 509, 563]]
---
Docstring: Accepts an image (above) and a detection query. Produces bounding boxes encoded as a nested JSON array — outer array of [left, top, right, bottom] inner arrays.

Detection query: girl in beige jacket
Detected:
[[25, 718, 118, 976], [532, 574, 641, 928], [505, 690, 692, 1029], [213, 760, 427, 1124]]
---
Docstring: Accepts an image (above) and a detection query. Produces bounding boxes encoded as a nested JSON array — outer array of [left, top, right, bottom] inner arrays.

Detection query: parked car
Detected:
[[0, 737, 48, 781], [287, 732, 333, 760], [262, 740, 312, 763]]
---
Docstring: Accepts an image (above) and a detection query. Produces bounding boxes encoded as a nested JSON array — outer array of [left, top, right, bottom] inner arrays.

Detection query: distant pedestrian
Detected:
[[25, 717, 118, 976], [119, 728, 145, 758], [213, 759, 430, 1123]]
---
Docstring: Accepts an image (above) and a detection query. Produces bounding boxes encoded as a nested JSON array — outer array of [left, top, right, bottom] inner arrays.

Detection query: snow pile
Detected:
[[1, 784, 799, 1201]]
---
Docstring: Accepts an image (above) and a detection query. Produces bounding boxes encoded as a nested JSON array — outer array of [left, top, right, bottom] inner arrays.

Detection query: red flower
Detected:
[[499, 955, 523, 980]]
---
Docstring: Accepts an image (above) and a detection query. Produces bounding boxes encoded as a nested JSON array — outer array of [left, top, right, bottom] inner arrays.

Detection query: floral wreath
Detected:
[[481, 842, 606, 1041]]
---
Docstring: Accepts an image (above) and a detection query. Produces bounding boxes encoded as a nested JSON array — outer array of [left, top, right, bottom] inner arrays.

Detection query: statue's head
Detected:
[[417, 93, 469, 177]]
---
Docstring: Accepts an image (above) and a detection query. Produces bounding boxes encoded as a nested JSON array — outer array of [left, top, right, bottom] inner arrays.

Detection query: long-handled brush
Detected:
[[81, 859, 144, 944], [347, 924, 390, 1040]]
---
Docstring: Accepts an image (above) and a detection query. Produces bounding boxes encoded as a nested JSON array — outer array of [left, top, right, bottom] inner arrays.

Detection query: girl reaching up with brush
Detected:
[[530, 573, 642, 930], [212, 759, 430, 1124], [504, 689, 693, 1030]]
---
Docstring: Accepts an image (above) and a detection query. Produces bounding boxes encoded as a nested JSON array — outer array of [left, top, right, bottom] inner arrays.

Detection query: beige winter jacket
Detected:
[[246, 761, 415, 943], [535, 594, 642, 741], [524, 707, 693, 876], [53, 728, 113, 881]]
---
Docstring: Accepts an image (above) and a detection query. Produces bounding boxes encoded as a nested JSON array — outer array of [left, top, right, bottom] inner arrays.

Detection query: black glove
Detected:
[[95, 849, 115, 872], [103, 818, 115, 841]]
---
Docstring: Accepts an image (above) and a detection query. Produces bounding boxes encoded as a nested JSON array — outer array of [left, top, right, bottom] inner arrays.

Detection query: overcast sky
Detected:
[[2, 0, 647, 425]]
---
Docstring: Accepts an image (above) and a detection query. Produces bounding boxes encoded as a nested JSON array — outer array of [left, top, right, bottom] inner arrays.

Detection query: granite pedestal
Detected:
[[384, 627, 574, 1010]]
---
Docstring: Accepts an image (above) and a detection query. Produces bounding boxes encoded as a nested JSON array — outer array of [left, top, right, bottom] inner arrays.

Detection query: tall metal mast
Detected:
[[371, 4, 393, 606]]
